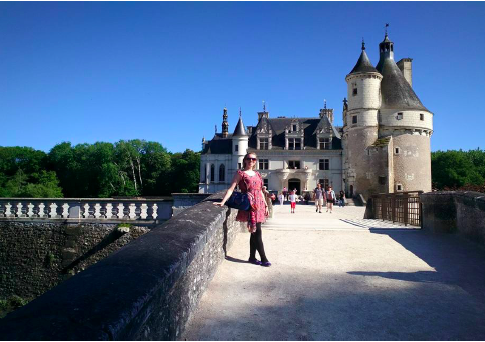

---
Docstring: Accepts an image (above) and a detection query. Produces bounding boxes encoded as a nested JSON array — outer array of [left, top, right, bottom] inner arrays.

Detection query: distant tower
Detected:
[[375, 32, 433, 194], [222, 107, 229, 138], [232, 108, 248, 170], [319, 99, 334, 124], [343, 39, 383, 198]]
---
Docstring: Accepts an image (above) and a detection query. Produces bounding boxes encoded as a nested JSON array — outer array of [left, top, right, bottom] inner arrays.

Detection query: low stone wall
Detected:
[[0, 221, 149, 301], [171, 193, 212, 216], [0, 192, 245, 340], [421, 191, 485, 243]]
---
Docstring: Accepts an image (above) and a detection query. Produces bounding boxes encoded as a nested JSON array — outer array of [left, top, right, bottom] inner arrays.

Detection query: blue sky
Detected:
[[0, 2, 484, 153]]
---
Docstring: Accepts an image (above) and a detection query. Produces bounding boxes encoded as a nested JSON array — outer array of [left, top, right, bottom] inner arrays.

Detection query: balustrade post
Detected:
[[403, 195, 409, 226]]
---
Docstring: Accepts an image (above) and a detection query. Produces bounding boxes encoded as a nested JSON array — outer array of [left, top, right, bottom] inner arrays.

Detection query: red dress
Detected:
[[235, 170, 266, 232]]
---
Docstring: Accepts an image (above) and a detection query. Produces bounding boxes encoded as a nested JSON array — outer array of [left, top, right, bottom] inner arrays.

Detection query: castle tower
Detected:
[[232, 108, 248, 170], [343, 40, 383, 198], [222, 107, 229, 138], [376, 33, 433, 193]]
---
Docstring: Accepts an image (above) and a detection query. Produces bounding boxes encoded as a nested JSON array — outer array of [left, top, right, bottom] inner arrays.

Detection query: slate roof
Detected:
[[248, 116, 342, 150], [349, 50, 379, 75], [202, 133, 233, 154], [376, 56, 428, 112], [233, 116, 248, 136]]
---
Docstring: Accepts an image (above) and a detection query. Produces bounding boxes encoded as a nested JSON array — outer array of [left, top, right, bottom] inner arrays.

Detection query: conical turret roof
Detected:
[[376, 35, 428, 111], [233, 116, 247, 136], [349, 49, 379, 75]]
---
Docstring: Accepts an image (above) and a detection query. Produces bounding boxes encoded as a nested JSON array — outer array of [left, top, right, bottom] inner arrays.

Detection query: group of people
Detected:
[[214, 151, 347, 268]]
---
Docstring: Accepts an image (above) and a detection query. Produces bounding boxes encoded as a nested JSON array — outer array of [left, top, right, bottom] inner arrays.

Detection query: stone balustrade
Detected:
[[0, 198, 173, 222]]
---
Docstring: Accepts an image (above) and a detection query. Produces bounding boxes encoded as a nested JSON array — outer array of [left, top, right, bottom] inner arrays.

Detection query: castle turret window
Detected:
[[210, 164, 215, 182], [235, 145, 238, 152], [397, 112, 403, 120], [352, 88, 357, 96], [352, 116, 357, 124], [420, 113, 424, 121]]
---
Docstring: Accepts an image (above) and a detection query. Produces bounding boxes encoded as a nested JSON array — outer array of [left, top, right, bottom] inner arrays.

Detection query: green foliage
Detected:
[[0, 295, 30, 318], [1, 141, 200, 198], [432, 149, 485, 190], [0, 147, 63, 197], [117, 223, 132, 228]]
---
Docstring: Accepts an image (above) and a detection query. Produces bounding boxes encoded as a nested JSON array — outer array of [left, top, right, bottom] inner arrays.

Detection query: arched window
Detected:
[[219, 164, 225, 182], [210, 164, 215, 182]]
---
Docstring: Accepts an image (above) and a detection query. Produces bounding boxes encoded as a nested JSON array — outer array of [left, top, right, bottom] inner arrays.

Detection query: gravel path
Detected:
[[181, 204, 485, 340]]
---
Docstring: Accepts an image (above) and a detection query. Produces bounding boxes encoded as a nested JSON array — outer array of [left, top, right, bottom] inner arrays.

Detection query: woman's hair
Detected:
[[242, 152, 257, 171]]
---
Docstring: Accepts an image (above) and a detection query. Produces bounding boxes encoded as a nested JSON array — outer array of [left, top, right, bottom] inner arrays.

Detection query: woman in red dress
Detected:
[[214, 152, 271, 267]]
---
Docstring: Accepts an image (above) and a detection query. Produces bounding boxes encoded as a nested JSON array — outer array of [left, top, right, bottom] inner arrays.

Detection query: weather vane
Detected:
[[385, 23, 389, 35]]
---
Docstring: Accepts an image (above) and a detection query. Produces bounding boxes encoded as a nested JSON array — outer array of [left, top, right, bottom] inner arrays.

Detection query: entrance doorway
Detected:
[[288, 178, 301, 195], [349, 185, 354, 198]]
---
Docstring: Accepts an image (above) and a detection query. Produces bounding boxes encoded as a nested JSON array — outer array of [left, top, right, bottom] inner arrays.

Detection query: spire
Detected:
[[263, 100, 266, 112], [348, 41, 379, 75], [233, 111, 247, 137], [324, 99, 327, 109], [378, 25, 394, 62], [222, 107, 229, 138]]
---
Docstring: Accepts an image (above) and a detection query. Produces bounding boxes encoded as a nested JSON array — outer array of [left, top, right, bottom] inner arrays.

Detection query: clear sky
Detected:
[[1, 2, 484, 154]]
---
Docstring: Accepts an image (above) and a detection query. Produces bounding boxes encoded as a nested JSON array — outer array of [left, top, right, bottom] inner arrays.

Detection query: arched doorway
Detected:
[[288, 178, 301, 195]]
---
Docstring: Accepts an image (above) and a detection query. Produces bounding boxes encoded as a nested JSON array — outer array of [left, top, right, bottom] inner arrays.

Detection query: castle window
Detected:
[[288, 138, 301, 150], [397, 112, 403, 120], [292, 124, 297, 132], [379, 176, 386, 185], [288, 160, 300, 169], [259, 159, 269, 170], [395, 147, 400, 155], [235, 145, 238, 152], [396, 184, 403, 191], [420, 113, 424, 121], [210, 164, 215, 182], [319, 138, 331, 150], [352, 88, 357, 96], [219, 164, 225, 182], [319, 159, 329, 170], [259, 138, 269, 150], [352, 116, 357, 124], [263, 178, 269, 189], [238, 162, 242, 170]]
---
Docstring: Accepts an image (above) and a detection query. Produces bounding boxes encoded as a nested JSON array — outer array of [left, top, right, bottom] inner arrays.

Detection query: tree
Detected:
[[432, 150, 484, 189]]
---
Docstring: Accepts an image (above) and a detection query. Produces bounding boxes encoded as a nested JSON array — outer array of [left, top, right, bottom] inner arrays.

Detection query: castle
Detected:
[[199, 32, 433, 199]]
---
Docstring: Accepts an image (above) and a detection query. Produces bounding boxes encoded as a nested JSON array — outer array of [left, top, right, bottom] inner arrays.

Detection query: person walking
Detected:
[[313, 183, 324, 213], [282, 187, 288, 201], [289, 190, 297, 213], [214, 152, 271, 267], [338, 190, 346, 207], [262, 186, 273, 218], [325, 186, 336, 213], [278, 192, 284, 205]]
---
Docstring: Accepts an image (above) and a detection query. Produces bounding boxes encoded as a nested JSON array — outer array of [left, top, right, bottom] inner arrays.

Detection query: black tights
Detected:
[[249, 223, 268, 263]]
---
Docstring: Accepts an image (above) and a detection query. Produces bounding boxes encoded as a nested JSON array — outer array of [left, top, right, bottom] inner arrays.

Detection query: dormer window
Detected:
[[259, 138, 269, 150], [292, 124, 297, 132], [288, 138, 301, 150], [319, 138, 331, 150]]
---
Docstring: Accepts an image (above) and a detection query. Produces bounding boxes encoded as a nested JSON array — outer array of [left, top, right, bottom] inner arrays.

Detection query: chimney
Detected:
[[397, 58, 413, 87]]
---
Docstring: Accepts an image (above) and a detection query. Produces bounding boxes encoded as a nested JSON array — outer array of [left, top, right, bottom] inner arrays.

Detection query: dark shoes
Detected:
[[248, 258, 262, 265], [261, 261, 272, 267]]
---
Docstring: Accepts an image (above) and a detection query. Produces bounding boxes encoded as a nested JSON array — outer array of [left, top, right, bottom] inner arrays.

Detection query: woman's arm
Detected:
[[213, 172, 241, 206]]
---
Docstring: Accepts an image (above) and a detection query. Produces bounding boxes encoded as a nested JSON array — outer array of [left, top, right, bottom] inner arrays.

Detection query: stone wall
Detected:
[[0, 221, 149, 300], [421, 191, 485, 244], [0, 192, 245, 340]]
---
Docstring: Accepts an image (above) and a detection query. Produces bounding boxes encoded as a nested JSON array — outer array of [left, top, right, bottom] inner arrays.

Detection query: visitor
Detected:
[[325, 186, 336, 213], [338, 190, 346, 207], [313, 183, 324, 213], [289, 190, 297, 214], [214, 152, 271, 267], [304, 192, 311, 205], [278, 192, 284, 205], [262, 186, 273, 218], [282, 187, 288, 201]]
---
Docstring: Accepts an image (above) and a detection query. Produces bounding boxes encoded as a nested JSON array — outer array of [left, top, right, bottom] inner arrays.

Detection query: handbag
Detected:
[[225, 191, 251, 211]]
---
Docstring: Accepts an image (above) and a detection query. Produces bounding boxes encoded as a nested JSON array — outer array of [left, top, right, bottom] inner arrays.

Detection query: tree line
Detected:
[[0, 144, 483, 198], [0, 140, 200, 198]]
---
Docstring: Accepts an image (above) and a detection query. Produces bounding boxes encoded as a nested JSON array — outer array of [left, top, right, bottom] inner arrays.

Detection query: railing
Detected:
[[0, 198, 170, 221], [370, 191, 423, 227]]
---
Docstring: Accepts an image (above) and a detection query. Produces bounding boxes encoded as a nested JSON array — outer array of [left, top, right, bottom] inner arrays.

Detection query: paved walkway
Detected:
[[182, 204, 485, 340]]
